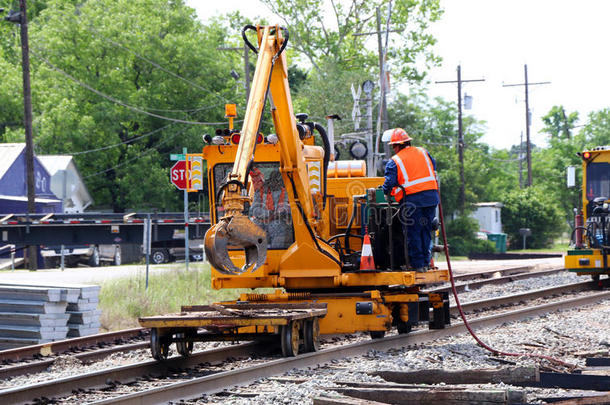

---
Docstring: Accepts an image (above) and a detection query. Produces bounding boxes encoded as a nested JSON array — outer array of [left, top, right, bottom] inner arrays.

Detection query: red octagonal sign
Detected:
[[170, 160, 187, 190]]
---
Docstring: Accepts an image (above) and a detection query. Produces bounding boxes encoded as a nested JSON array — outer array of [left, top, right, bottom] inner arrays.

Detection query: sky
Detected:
[[187, 0, 610, 150]]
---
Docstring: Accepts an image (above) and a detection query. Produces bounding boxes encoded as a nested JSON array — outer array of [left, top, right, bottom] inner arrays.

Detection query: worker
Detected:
[[381, 128, 439, 272]]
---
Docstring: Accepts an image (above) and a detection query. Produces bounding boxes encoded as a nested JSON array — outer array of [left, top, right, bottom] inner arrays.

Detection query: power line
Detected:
[[31, 49, 229, 126], [82, 125, 189, 179], [70, 122, 176, 155]]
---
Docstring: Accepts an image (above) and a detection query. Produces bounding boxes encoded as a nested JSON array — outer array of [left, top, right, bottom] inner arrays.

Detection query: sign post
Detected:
[[143, 214, 151, 289], [183, 148, 189, 271]]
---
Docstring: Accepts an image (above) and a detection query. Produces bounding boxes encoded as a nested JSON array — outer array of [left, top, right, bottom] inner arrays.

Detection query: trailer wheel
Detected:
[[175, 331, 194, 357], [87, 246, 100, 267], [150, 328, 170, 360], [280, 321, 300, 357], [151, 248, 169, 264], [43, 257, 58, 269], [303, 318, 320, 352]]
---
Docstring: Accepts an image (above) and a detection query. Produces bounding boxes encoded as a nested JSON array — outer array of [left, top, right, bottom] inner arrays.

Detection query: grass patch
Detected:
[[434, 255, 468, 262], [509, 242, 570, 253], [98, 263, 271, 331]]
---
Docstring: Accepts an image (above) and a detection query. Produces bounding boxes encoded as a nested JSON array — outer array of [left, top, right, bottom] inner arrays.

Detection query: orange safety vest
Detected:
[[391, 146, 438, 202]]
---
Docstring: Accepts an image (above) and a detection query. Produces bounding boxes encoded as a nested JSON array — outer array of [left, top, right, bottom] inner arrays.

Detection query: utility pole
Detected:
[[519, 131, 524, 188], [5, 2, 37, 269], [376, 7, 388, 134], [436, 65, 484, 212], [217, 44, 251, 104], [503, 64, 550, 187], [353, 4, 400, 173]]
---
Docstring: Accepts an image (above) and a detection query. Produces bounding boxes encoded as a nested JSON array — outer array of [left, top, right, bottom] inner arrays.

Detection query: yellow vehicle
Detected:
[[565, 146, 610, 283], [139, 25, 449, 359]]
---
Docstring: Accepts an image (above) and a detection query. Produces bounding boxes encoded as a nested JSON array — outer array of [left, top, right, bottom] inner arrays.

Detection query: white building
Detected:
[[471, 202, 503, 234], [38, 155, 93, 213]]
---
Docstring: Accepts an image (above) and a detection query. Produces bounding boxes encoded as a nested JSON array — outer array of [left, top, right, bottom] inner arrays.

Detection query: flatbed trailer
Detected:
[[139, 303, 328, 358], [0, 212, 210, 264]]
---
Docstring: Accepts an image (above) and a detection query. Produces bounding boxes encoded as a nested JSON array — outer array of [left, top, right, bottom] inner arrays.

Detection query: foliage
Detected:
[[541, 105, 579, 140], [259, 0, 442, 81], [445, 215, 495, 256], [1, 0, 246, 211], [501, 186, 564, 249], [0, 0, 606, 254]]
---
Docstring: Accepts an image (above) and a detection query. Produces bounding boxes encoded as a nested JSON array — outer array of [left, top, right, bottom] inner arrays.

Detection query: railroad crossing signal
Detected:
[[187, 155, 204, 191], [170, 157, 204, 191]]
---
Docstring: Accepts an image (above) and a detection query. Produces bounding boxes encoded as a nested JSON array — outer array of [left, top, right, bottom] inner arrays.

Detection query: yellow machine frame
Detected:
[[565, 146, 610, 279], [140, 25, 450, 344]]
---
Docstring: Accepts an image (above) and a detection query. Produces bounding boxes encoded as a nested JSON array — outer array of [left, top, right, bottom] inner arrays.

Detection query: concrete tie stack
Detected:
[[0, 283, 101, 349], [65, 285, 101, 338], [0, 285, 76, 349]]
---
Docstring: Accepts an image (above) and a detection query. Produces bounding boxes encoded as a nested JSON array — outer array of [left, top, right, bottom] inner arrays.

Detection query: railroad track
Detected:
[[0, 328, 147, 364], [1, 278, 607, 404], [0, 264, 558, 380]]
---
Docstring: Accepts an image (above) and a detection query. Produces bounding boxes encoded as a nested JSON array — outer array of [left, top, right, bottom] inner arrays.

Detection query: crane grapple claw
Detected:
[[204, 215, 268, 275]]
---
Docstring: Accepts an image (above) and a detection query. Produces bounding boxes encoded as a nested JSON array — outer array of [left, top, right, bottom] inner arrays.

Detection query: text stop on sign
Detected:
[[170, 160, 187, 189]]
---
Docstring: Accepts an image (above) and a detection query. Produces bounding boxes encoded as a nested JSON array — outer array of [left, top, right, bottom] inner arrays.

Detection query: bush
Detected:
[[445, 216, 495, 256], [502, 186, 564, 249]]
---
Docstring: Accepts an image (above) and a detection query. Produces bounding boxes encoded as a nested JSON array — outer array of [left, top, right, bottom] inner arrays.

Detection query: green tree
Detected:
[[541, 105, 579, 140], [1, 0, 244, 211], [582, 108, 610, 147], [260, 0, 442, 79], [501, 186, 563, 249]]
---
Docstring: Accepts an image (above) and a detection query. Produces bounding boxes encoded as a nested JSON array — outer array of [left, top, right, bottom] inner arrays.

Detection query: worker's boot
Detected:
[[414, 267, 428, 273]]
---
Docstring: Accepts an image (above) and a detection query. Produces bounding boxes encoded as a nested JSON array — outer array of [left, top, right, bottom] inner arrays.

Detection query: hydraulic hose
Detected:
[[344, 194, 366, 253], [313, 122, 330, 210], [437, 191, 577, 369]]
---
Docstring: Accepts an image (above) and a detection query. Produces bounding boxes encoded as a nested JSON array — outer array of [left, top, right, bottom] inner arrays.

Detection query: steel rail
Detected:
[[452, 279, 599, 316], [0, 282, 610, 404], [0, 341, 149, 380], [0, 328, 147, 363], [450, 265, 533, 282], [0, 341, 273, 405], [0, 279, 587, 380], [428, 267, 566, 294], [91, 291, 610, 405]]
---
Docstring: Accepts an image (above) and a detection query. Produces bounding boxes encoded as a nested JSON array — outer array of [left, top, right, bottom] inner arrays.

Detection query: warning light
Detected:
[[256, 133, 263, 144], [231, 133, 241, 144], [583, 151, 591, 159], [225, 104, 237, 118]]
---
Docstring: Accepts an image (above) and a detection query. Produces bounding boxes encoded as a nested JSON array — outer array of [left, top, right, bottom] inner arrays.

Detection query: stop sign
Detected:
[[170, 161, 187, 189]]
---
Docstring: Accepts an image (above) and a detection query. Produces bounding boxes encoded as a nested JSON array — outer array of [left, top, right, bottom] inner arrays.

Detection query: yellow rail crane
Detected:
[[139, 25, 450, 359], [565, 146, 610, 284]]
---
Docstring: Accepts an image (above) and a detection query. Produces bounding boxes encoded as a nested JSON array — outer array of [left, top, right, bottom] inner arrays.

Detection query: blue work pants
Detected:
[[400, 203, 436, 269]]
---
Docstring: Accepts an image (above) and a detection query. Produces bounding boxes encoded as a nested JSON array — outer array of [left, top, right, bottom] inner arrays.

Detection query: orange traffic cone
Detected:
[[360, 228, 375, 270]]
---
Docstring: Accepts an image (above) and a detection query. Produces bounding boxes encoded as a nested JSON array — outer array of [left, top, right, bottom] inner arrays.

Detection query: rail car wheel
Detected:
[[303, 318, 320, 352], [429, 306, 446, 330], [281, 321, 300, 357], [150, 328, 170, 360], [175, 331, 194, 357], [397, 322, 412, 334], [369, 331, 385, 339]]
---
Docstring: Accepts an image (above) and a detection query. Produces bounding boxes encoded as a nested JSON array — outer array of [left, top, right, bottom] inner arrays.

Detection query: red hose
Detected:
[[437, 198, 576, 369]]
